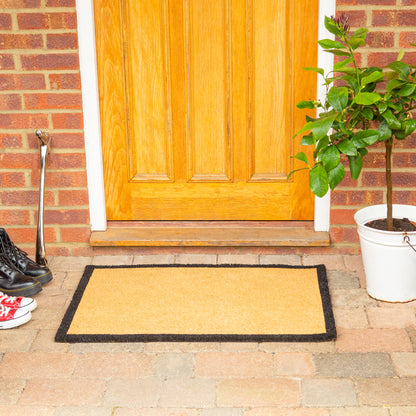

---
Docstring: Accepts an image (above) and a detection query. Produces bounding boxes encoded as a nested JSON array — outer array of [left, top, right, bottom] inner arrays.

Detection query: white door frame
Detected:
[[76, 0, 336, 232]]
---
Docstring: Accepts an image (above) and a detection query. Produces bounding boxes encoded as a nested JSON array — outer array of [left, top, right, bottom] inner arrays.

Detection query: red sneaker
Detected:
[[0, 305, 31, 329], [0, 291, 37, 314]]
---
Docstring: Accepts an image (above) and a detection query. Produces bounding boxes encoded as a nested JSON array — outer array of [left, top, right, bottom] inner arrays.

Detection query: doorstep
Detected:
[[90, 221, 330, 247]]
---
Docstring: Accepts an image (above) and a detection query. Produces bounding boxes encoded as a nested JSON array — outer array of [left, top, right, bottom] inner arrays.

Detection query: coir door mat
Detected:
[[55, 264, 336, 343]]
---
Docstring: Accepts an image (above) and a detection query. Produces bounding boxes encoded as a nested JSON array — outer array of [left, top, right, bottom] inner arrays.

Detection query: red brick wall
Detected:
[[0, 0, 414, 256], [330, 0, 416, 253], [0, 0, 89, 256]]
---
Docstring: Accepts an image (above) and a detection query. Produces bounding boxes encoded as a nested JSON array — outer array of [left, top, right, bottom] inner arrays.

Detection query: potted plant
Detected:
[[291, 15, 416, 302]]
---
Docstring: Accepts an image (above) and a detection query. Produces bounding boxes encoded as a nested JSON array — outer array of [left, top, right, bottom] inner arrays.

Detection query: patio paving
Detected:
[[1, 253, 416, 415]]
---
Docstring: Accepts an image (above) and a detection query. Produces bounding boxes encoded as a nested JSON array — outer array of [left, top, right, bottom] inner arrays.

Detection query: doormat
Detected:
[[55, 264, 336, 343]]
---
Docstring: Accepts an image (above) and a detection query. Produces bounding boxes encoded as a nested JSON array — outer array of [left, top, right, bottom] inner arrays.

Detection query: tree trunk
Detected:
[[385, 138, 393, 231]]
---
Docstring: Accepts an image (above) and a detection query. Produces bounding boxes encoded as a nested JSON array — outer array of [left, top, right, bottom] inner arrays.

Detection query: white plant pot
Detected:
[[354, 204, 416, 302]]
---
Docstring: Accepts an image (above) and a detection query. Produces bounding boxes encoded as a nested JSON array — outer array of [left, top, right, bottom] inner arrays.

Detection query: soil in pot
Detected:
[[365, 217, 416, 232]]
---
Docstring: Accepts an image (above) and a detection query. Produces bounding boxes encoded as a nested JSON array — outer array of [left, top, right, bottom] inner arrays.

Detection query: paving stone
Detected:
[[259, 255, 302, 266], [390, 407, 416, 416], [367, 307, 416, 328], [68, 342, 145, 353], [174, 254, 217, 264], [301, 378, 357, 407], [30, 329, 69, 353], [220, 342, 260, 352], [331, 289, 377, 308], [200, 409, 244, 416], [0, 405, 54, 416], [0, 379, 26, 405], [330, 408, 389, 416], [49, 256, 92, 272], [274, 352, 314, 376], [91, 255, 134, 265], [326, 270, 360, 289], [313, 353, 395, 377], [217, 254, 259, 264], [159, 378, 216, 407], [144, 342, 220, 353], [356, 378, 416, 406], [217, 378, 300, 407], [155, 353, 194, 378], [74, 352, 154, 378], [391, 352, 416, 376], [113, 410, 199, 416], [19, 378, 106, 406], [406, 325, 416, 350], [243, 410, 330, 416], [0, 352, 78, 379], [194, 352, 274, 378], [259, 341, 336, 353], [104, 379, 162, 407], [302, 255, 345, 270], [336, 329, 413, 352], [333, 308, 368, 329], [0, 329, 37, 352], [133, 255, 175, 264], [54, 407, 113, 416]]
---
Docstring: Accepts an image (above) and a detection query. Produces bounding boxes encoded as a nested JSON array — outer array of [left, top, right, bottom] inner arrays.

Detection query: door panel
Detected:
[[94, 0, 319, 221]]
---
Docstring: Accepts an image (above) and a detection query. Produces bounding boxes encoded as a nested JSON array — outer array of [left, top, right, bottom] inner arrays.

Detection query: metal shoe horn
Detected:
[[35, 130, 51, 266]]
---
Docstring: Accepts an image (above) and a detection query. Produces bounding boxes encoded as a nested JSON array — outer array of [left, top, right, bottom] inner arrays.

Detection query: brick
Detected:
[[194, 352, 274, 378], [49, 153, 86, 169], [367, 307, 416, 328], [44, 209, 89, 224], [0, 34, 43, 50], [0, 171, 25, 187], [0, 190, 54, 206], [51, 112, 83, 129], [31, 170, 87, 188], [47, 33, 78, 50], [21, 54, 79, 71], [369, 51, 416, 67], [301, 378, 357, 407], [0, 113, 49, 129], [217, 379, 299, 407], [74, 353, 154, 378], [104, 379, 161, 407], [0, 54, 14, 69], [314, 353, 395, 377], [390, 408, 416, 416], [0, 134, 22, 148], [331, 409, 389, 416], [24, 93, 82, 110], [356, 378, 416, 406], [19, 378, 106, 406], [49, 73, 80, 90], [0, 379, 26, 405], [0, 13, 12, 30], [331, 209, 356, 225], [275, 352, 314, 376], [400, 32, 416, 48], [0, 93, 21, 110], [0, 74, 46, 90], [46, 0, 75, 6], [368, 32, 395, 48], [17, 12, 77, 30], [0, 209, 30, 225], [58, 189, 89, 206], [0, 0, 40, 7], [0, 153, 37, 169], [155, 353, 194, 378], [391, 352, 416, 376], [336, 328, 413, 352], [244, 410, 330, 416], [0, 352, 77, 378]]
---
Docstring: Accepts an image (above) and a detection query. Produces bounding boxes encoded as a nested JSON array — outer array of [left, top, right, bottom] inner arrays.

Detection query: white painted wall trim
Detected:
[[77, 0, 335, 232], [76, 0, 107, 231]]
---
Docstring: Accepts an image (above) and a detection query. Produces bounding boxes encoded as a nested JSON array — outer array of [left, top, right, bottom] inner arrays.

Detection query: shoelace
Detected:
[[0, 304, 11, 317], [0, 292, 17, 304]]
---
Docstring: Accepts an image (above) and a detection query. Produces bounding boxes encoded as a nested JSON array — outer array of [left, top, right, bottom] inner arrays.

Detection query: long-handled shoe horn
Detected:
[[35, 130, 51, 266]]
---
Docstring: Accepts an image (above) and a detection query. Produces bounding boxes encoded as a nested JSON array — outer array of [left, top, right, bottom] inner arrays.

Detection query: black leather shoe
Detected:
[[0, 228, 53, 285], [0, 254, 42, 297]]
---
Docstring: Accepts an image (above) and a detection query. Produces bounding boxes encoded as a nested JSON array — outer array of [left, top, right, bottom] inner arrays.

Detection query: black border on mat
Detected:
[[55, 264, 337, 343]]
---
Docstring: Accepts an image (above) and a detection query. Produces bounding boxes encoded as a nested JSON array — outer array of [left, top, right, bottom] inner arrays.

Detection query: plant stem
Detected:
[[385, 138, 393, 231]]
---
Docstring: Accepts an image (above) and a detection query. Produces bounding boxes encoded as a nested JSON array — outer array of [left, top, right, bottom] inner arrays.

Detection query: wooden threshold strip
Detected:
[[90, 223, 330, 247]]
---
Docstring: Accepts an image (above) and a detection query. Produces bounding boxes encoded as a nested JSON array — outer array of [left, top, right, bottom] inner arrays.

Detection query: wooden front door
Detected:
[[94, 0, 318, 221]]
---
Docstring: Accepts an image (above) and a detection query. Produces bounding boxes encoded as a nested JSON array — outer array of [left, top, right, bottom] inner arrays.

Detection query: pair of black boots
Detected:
[[0, 228, 52, 297]]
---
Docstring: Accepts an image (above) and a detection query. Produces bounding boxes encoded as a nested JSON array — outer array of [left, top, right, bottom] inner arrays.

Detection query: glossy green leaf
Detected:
[[334, 58, 354, 70], [310, 114, 337, 140], [300, 134, 315, 146], [353, 92, 381, 105], [361, 71, 383, 86], [403, 119, 416, 136], [377, 119, 392, 141], [328, 162, 345, 190], [398, 83, 416, 96], [387, 61, 410, 78], [349, 37, 366, 50], [302, 66, 325, 76], [348, 154, 363, 180], [318, 39, 345, 49], [397, 49, 405, 62], [337, 139, 358, 156], [293, 152, 309, 165], [382, 109, 402, 129], [324, 16, 342, 37], [386, 79, 405, 92], [321, 145, 340, 171], [309, 164, 329, 197], [361, 107, 373, 120], [297, 100, 316, 109], [327, 87, 349, 111], [351, 28, 368, 39], [352, 130, 379, 148]]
